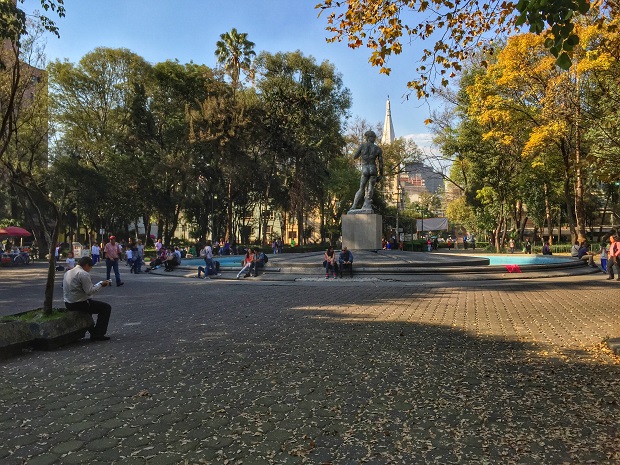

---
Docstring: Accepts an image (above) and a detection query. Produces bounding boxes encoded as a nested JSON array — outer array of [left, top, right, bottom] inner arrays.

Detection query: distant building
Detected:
[[379, 97, 443, 212]]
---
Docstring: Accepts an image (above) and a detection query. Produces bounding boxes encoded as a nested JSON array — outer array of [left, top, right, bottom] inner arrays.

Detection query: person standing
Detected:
[[155, 238, 163, 257], [63, 256, 112, 341], [607, 236, 620, 281], [91, 243, 100, 265], [134, 239, 144, 273], [201, 241, 214, 277], [104, 236, 124, 286], [600, 242, 608, 273]]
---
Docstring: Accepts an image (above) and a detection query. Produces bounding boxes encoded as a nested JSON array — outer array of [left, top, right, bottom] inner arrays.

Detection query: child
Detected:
[[65, 252, 76, 270]]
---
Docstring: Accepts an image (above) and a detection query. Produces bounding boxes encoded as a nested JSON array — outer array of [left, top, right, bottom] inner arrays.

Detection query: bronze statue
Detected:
[[350, 130, 384, 212]]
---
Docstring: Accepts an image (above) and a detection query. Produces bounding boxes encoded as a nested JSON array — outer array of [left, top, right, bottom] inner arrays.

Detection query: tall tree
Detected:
[[48, 47, 153, 236], [214, 28, 256, 91], [255, 51, 351, 245]]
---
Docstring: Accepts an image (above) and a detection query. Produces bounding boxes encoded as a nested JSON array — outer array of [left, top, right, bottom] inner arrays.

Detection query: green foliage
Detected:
[[0, 308, 67, 323]]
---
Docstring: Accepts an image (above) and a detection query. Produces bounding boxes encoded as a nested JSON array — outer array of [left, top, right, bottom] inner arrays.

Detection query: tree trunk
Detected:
[[225, 178, 233, 242], [599, 189, 611, 241], [494, 214, 503, 253], [544, 183, 553, 245], [561, 142, 577, 244], [574, 125, 586, 243], [44, 223, 59, 314]]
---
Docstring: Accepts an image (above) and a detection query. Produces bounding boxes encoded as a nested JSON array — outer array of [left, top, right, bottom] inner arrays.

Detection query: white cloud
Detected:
[[403, 132, 434, 150]]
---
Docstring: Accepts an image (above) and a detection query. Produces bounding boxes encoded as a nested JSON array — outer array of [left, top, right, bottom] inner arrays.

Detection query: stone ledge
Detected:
[[607, 337, 620, 356], [0, 310, 94, 357]]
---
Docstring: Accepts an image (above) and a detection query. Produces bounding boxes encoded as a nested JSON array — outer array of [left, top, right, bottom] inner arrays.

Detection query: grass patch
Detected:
[[0, 308, 68, 323]]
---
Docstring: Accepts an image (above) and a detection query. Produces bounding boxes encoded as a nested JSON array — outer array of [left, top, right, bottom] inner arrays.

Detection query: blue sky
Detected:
[[24, 0, 436, 148]]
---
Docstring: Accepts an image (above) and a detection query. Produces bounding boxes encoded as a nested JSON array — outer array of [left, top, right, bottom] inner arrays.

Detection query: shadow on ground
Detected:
[[0, 270, 619, 464]]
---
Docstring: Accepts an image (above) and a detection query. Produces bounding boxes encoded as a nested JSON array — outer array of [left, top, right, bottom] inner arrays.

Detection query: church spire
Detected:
[[381, 96, 395, 145]]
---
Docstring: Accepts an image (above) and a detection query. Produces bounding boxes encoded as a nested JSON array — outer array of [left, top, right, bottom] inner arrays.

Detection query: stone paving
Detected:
[[0, 263, 619, 464]]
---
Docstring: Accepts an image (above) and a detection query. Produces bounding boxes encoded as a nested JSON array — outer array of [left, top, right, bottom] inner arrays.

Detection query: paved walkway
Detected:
[[1, 263, 619, 464]]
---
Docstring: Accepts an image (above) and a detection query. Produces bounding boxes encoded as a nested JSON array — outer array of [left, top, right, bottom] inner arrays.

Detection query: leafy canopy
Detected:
[[316, 0, 589, 98]]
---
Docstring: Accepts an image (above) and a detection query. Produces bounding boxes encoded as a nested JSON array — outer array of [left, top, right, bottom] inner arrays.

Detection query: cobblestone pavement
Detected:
[[1, 265, 620, 464]]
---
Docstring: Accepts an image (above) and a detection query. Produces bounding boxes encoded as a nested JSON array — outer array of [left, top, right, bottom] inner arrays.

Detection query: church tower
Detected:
[[381, 97, 395, 145]]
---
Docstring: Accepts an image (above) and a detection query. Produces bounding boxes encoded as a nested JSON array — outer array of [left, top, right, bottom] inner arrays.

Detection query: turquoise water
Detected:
[[472, 255, 574, 266], [182, 256, 245, 267]]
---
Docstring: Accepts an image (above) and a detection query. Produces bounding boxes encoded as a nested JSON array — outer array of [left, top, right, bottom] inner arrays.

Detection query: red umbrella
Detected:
[[0, 226, 32, 237]]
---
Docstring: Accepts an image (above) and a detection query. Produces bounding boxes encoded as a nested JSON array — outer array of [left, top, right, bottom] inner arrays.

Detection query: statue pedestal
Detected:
[[342, 213, 382, 250]]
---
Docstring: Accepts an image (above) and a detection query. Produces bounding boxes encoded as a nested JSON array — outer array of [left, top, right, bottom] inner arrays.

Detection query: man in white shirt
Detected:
[[201, 241, 214, 276], [63, 256, 112, 341], [91, 243, 101, 265]]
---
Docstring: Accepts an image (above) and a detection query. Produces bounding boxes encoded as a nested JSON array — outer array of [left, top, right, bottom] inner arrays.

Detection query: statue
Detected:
[[349, 130, 384, 213]]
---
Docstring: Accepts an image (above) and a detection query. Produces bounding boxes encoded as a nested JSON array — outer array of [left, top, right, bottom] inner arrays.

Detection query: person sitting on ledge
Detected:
[[542, 241, 553, 255], [250, 248, 266, 277], [577, 241, 596, 267], [63, 256, 112, 341], [164, 248, 179, 272], [338, 246, 353, 277], [237, 248, 255, 279], [324, 246, 337, 279]]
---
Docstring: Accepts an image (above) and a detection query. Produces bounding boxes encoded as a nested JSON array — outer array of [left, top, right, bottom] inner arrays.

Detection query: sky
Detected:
[[22, 0, 438, 149]]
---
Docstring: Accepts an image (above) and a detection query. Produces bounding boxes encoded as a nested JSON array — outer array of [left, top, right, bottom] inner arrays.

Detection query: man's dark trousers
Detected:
[[65, 300, 111, 337]]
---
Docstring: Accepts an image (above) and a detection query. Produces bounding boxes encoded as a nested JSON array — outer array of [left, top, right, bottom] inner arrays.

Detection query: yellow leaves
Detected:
[[313, 0, 530, 99], [522, 122, 567, 158]]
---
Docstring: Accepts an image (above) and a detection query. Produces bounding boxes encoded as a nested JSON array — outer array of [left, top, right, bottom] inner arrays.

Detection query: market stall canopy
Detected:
[[0, 226, 32, 237], [416, 217, 448, 232]]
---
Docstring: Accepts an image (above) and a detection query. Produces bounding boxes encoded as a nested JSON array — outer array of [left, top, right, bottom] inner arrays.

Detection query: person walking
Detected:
[[91, 243, 100, 265], [607, 236, 620, 281], [63, 256, 112, 341], [104, 236, 124, 286]]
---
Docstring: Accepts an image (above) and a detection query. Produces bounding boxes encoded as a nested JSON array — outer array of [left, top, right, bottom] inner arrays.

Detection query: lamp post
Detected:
[[211, 194, 217, 243], [71, 151, 80, 244], [421, 208, 424, 239]]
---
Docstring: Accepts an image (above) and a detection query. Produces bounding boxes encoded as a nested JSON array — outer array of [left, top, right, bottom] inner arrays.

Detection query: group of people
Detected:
[[271, 238, 284, 255], [236, 247, 267, 279], [197, 241, 222, 279], [323, 246, 353, 279], [574, 235, 620, 278], [571, 240, 598, 267]]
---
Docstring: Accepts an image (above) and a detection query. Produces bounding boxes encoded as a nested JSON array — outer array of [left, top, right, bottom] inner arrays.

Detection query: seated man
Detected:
[[63, 256, 112, 341], [164, 249, 179, 272], [571, 241, 580, 257], [577, 242, 596, 267], [338, 246, 354, 277], [250, 248, 266, 277]]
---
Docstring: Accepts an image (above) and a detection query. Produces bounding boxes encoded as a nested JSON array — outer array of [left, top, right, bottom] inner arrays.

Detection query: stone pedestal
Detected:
[[342, 213, 382, 250]]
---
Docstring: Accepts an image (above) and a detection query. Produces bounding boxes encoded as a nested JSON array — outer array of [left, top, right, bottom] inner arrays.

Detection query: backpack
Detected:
[[263, 254, 268, 264]]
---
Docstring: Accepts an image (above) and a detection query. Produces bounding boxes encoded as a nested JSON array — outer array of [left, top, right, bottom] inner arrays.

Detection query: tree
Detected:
[[48, 47, 153, 238], [215, 28, 256, 91], [0, 18, 65, 314], [316, 0, 590, 97], [254, 50, 351, 245]]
